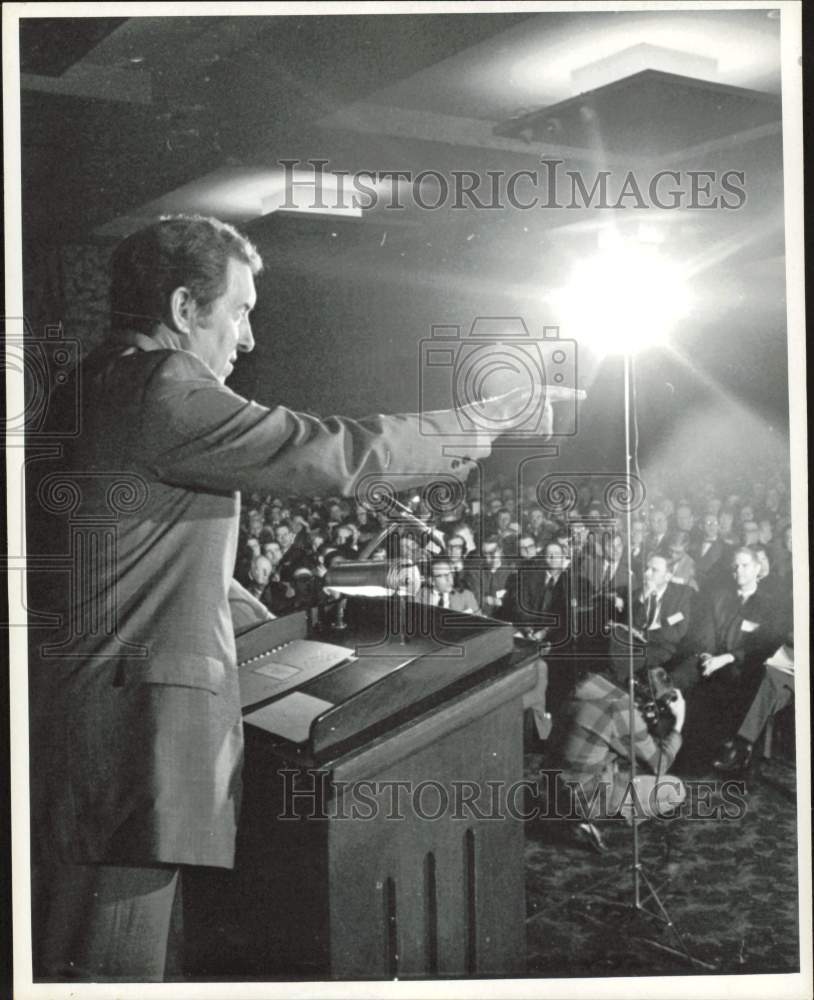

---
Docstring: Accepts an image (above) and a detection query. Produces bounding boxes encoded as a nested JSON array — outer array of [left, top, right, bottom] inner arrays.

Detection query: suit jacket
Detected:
[[695, 584, 780, 680], [27, 329, 474, 869], [500, 567, 588, 651], [418, 586, 479, 613], [461, 561, 512, 615], [691, 538, 731, 588], [669, 553, 698, 591], [629, 581, 694, 669]]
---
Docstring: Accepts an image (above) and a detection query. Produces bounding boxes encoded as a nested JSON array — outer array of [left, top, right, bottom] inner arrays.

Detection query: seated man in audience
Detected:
[[525, 506, 557, 548], [443, 534, 468, 585], [629, 518, 648, 583], [493, 507, 520, 557], [646, 509, 670, 558], [592, 531, 634, 612], [548, 660, 687, 851], [683, 547, 782, 757], [717, 508, 738, 546], [691, 513, 730, 590], [467, 537, 512, 617], [499, 536, 548, 630], [666, 531, 698, 591], [675, 502, 700, 548], [714, 633, 795, 773], [245, 553, 274, 606], [620, 554, 695, 688], [275, 520, 312, 581], [419, 559, 479, 612]]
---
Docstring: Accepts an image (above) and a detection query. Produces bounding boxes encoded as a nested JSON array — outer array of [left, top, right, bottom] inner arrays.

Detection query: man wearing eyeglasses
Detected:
[[419, 559, 479, 612]]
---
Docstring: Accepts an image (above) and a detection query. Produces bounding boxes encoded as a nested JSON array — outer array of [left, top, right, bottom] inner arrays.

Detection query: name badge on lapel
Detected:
[[667, 612, 685, 625], [741, 619, 759, 633]]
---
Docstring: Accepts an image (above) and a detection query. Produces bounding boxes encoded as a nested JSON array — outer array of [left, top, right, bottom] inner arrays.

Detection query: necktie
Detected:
[[645, 593, 659, 628], [439, 592, 448, 609]]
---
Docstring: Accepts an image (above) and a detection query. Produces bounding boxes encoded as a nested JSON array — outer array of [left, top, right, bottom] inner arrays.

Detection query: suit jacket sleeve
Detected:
[[141, 351, 483, 496]]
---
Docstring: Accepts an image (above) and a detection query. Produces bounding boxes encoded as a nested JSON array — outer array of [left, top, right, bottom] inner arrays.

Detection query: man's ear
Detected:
[[168, 286, 196, 334]]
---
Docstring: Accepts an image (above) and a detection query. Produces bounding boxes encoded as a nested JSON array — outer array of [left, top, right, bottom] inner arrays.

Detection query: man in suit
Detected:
[[646, 509, 670, 558], [623, 554, 695, 687], [465, 537, 513, 617], [419, 559, 479, 612], [714, 635, 794, 774], [665, 531, 698, 591], [27, 214, 583, 980], [274, 520, 312, 581], [493, 507, 520, 557], [691, 513, 730, 589], [682, 547, 781, 758], [499, 535, 547, 630]]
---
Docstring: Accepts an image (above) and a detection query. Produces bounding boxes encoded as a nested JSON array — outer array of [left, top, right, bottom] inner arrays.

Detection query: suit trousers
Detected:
[[738, 665, 794, 745], [34, 862, 181, 982]]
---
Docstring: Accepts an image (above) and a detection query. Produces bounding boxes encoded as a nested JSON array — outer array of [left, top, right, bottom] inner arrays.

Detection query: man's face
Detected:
[[604, 535, 623, 561], [261, 541, 282, 567], [275, 526, 292, 549], [496, 510, 511, 532], [757, 520, 773, 544], [447, 538, 465, 559], [631, 521, 645, 545], [651, 511, 668, 535], [676, 506, 694, 531], [644, 556, 670, 591], [482, 543, 502, 569], [249, 556, 272, 587], [544, 543, 565, 571], [529, 509, 544, 529], [669, 540, 687, 563], [185, 258, 256, 382], [519, 537, 538, 559], [703, 514, 719, 540], [431, 563, 455, 594], [742, 521, 759, 546], [247, 510, 263, 537], [733, 551, 760, 589]]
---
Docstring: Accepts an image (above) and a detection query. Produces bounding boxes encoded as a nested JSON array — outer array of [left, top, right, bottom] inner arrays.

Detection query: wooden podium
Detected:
[[184, 600, 537, 981]]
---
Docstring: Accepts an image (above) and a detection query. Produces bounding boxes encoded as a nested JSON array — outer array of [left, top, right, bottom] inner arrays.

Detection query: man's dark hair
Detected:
[[110, 215, 263, 334]]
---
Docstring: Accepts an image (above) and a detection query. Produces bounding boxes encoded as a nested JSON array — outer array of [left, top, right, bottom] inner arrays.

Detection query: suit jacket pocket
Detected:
[[115, 653, 225, 694]]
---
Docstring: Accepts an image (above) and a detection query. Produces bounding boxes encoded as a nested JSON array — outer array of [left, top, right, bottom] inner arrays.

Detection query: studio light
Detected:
[[551, 236, 692, 355]]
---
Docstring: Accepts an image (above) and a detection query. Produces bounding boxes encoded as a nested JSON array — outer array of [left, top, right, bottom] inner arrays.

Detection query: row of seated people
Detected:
[[234, 457, 792, 583], [234, 510, 793, 761]]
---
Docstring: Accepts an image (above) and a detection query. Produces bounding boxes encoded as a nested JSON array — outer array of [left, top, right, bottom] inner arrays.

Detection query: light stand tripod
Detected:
[[609, 351, 714, 971]]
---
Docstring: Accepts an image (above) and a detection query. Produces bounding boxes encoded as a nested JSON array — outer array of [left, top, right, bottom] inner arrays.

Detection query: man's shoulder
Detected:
[[86, 345, 221, 399], [665, 581, 693, 604], [142, 348, 220, 388]]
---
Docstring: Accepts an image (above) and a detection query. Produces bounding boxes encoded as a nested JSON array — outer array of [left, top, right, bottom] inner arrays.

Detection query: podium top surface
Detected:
[[237, 599, 528, 761]]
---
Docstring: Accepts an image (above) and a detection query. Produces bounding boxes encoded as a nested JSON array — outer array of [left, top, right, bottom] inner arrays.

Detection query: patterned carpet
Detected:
[[522, 746, 800, 978]]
